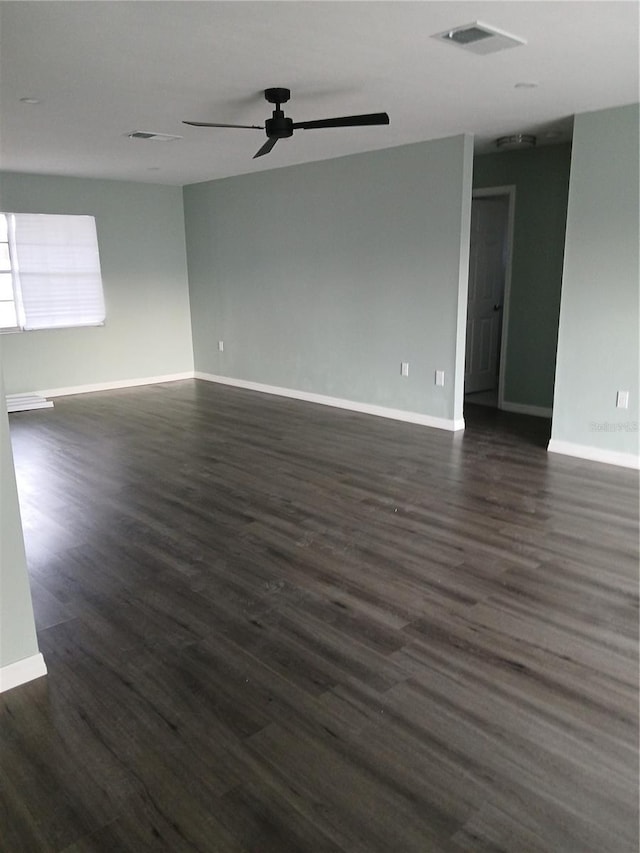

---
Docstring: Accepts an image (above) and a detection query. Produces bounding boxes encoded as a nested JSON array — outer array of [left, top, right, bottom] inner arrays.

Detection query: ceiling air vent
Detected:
[[432, 21, 526, 55], [126, 131, 182, 142]]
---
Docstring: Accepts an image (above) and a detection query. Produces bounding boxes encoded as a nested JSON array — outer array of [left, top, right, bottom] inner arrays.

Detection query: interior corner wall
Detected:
[[0, 343, 41, 672], [184, 134, 473, 424], [472, 144, 571, 410], [0, 172, 194, 395], [551, 103, 639, 461]]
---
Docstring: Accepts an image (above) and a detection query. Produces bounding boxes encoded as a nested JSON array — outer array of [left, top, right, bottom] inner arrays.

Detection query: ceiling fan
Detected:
[[183, 88, 390, 159]]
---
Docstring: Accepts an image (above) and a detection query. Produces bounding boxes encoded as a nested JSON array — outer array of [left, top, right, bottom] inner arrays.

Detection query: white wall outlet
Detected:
[[218, 340, 224, 352], [616, 390, 629, 409], [435, 370, 445, 387], [401, 362, 409, 377]]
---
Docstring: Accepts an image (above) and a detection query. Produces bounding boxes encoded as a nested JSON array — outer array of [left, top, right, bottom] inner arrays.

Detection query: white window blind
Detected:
[[0, 214, 17, 329], [8, 213, 105, 330]]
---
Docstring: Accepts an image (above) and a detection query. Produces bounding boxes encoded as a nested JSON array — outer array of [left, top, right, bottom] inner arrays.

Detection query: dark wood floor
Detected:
[[2, 380, 638, 852]]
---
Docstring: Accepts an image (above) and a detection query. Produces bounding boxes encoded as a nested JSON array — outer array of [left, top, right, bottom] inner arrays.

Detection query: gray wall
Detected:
[[184, 135, 473, 423], [0, 345, 40, 670], [473, 144, 571, 410], [551, 104, 639, 457], [0, 173, 194, 394]]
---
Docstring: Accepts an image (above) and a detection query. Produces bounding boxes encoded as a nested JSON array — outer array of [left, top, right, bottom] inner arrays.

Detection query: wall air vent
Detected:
[[126, 131, 182, 142], [432, 22, 526, 55]]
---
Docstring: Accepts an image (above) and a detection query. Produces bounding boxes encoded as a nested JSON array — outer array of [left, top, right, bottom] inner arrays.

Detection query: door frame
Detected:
[[469, 185, 516, 410]]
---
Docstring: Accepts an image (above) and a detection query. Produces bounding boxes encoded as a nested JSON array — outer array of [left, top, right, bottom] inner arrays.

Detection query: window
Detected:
[[0, 213, 105, 332], [0, 216, 17, 329]]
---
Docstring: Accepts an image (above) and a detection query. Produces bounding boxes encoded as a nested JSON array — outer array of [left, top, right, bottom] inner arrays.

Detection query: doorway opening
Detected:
[[464, 186, 515, 411]]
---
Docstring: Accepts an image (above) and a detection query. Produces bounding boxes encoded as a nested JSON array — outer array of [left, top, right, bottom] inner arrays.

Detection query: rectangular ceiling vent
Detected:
[[432, 21, 526, 55], [126, 131, 182, 142]]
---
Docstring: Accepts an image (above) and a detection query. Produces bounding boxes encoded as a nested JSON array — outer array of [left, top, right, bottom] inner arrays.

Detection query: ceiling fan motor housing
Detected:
[[265, 111, 294, 139]]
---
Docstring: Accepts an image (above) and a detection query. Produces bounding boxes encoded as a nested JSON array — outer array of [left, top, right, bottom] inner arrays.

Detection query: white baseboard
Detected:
[[0, 652, 47, 694], [6, 393, 54, 413], [547, 439, 640, 470], [36, 372, 194, 399], [501, 401, 553, 418], [195, 372, 465, 432], [14, 371, 466, 432]]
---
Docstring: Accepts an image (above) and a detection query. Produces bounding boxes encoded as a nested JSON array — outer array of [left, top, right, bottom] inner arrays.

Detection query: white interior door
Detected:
[[465, 196, 509, 395]]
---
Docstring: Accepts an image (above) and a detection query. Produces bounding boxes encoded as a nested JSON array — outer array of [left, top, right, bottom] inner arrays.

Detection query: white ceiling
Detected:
[[0, 1, 637, 186]]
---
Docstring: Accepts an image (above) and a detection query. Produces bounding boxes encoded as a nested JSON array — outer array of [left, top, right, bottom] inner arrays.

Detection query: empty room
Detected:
[[0, 2, 638, 851]]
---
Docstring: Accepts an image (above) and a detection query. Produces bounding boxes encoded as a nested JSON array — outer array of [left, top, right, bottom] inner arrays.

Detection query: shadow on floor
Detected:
[[463, 402, 552, 450]]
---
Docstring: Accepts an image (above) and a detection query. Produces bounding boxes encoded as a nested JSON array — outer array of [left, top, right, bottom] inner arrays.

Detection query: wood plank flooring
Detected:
[[2, 379, 638, 852]]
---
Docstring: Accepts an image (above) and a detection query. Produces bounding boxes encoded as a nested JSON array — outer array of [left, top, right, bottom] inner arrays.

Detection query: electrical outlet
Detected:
[[435, 370, 445, 387], [218, 340, 224, 352], [616, 390, 629, 409], [401, 362, 409, 377]]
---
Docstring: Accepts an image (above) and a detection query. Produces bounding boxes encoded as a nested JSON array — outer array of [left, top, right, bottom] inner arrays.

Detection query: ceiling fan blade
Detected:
[[182, 121, 264, 130], [253, 137, 278, 159], [292, 112, 389, 130]]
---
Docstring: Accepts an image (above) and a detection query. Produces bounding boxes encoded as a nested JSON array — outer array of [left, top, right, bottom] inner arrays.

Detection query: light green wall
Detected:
[[0, 173, 193, 394], [184, 135, 473, 423], [0, 345, 40, 669], [552, 104, 639, 456], [473, 144, 571, 409]]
